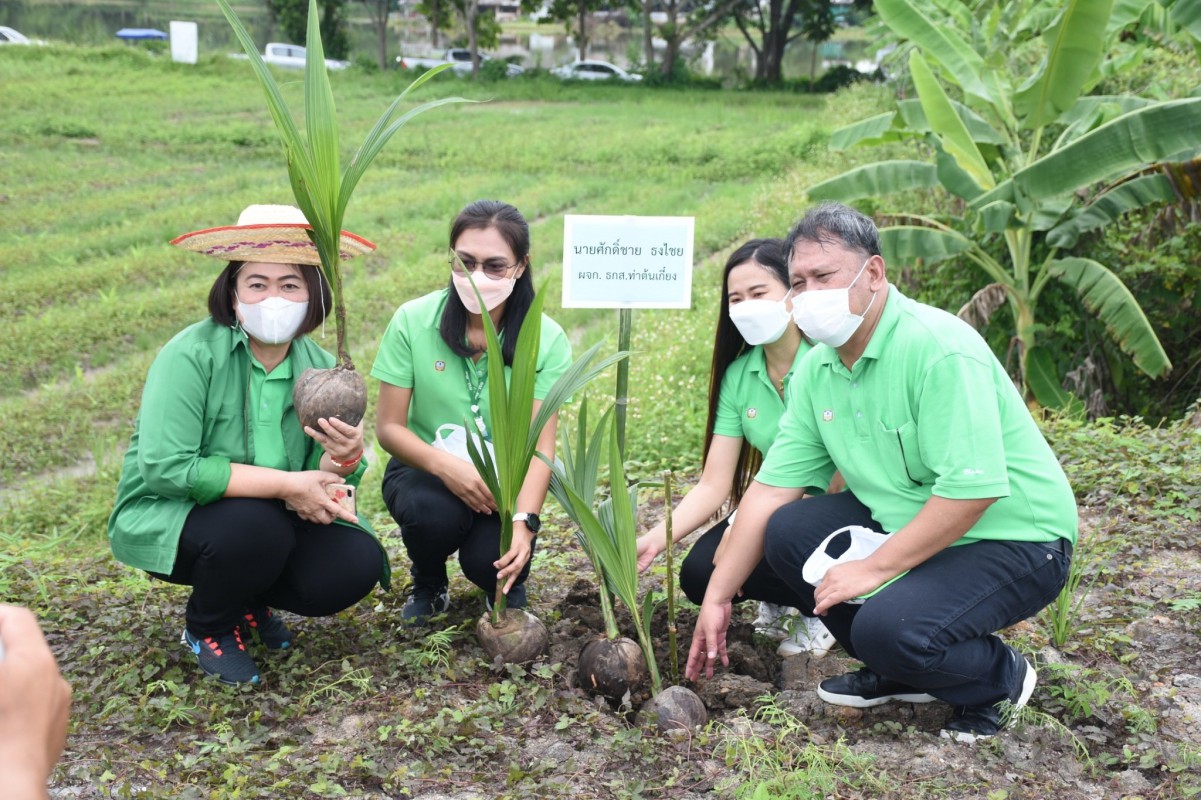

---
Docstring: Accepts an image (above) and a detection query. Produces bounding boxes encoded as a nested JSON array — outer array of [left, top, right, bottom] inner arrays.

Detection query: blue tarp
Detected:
[[116, 28, 168, 40]]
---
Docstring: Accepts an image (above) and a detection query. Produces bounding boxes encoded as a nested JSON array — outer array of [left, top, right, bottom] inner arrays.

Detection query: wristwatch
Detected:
[[512, 512, 542, 534]]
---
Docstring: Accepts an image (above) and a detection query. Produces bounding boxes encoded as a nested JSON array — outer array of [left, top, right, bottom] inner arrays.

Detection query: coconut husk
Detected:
[[476, 609, 548, 665], [578, 637, 649, 703], [636, 685, 708, 733], [294, 366, 367, 431]]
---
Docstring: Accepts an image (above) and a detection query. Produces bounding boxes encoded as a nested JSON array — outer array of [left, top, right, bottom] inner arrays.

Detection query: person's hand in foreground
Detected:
[[684, 598, 733, 681], [0, 605, 71, 800]]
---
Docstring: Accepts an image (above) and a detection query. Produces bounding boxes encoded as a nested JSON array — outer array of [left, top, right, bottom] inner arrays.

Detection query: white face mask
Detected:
[[792, 257, 877, 347], [729, 294, 792, 346], [452, 271, 517, 314], [236, 295, 309, 345]]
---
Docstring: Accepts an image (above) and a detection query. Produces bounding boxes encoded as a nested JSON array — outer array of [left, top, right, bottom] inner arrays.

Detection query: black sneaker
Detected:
[[401, 580, 450, 626], [182, 627, 260, 685], [485, 582, 528, 612], [242, 607, 293, 650], [941, 650, 1037, 743], [817, 667, 936, 708]]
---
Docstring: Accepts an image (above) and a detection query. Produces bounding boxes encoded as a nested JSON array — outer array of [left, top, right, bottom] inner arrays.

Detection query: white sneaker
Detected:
[[777, 615, 837, 658], [753, 603, 795, 641]]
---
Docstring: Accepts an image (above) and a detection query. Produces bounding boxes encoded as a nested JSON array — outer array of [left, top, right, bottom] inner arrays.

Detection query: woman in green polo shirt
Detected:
[[108, 205, 387, 687], [373, 199, 572, 624], [634, 238, 836, 658]]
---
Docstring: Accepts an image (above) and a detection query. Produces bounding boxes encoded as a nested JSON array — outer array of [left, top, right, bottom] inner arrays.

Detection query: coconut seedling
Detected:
[[545, 399, 648, 704], [547, 414, 707, 732], [463, 277, 629, 664], [217, 0, 466, 428]]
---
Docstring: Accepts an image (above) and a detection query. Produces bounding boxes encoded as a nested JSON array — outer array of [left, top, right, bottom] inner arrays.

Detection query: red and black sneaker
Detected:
[[181, 627, 260, 685], [241, 607, 294, 650]]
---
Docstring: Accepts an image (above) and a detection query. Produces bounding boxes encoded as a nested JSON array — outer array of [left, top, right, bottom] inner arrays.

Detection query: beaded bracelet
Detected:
[[329, 450, 363, 469]]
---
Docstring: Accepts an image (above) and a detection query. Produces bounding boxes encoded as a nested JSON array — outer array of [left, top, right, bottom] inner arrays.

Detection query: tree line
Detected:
[[266, 0, 871, 81]]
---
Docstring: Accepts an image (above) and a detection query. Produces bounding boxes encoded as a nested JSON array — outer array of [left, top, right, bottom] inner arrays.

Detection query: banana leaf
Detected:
[[974, 98, 1201, 209], [876, 0, 992, 104], [1164, 0, 1201, 38], [1014, 0, 1114, 130], [807, 161, 939, 201], [1047, 173, 1176, 248], [1046, 257, 1172, 378], [879, 224, 975, 267], [910, 51, 995, 193], [896, 99, 1008, 145], [1026, 345, 1087, 417], [829, 112, 902, 151]]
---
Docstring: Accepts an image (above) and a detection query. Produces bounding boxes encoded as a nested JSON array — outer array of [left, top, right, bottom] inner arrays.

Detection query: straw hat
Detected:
[[170, 204, 375, 266]]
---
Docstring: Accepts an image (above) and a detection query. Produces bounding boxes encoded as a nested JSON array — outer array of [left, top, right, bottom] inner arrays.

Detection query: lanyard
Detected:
[[463, 360, 489, 439]]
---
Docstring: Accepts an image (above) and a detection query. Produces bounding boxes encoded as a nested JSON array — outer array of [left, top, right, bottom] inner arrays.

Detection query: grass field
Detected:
[[4, 43, 1201, 800]]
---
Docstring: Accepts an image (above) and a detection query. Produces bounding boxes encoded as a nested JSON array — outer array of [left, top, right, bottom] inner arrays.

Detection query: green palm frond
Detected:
[[216, 0, 470, 365]]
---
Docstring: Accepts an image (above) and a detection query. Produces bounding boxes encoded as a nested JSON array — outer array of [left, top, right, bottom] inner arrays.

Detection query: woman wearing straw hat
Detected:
[[634, 238, 839, 659], [107, 204, 388, 686], [372, 200, 572, 625]]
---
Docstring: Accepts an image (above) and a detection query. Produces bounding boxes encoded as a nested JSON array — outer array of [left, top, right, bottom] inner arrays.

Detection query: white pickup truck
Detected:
[[231, 42, 349, 71], [396, 47, 523, 76]]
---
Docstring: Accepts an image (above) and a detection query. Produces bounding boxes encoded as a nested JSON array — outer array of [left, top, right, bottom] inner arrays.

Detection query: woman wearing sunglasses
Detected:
[[373, 200, 572, 624]]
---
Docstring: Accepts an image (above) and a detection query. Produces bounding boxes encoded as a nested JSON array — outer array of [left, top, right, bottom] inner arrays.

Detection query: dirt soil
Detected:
[[46, 500, 1201, 800]]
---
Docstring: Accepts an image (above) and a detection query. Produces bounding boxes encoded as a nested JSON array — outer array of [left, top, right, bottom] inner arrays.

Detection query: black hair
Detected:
[[439, 199, 535, 365], [702, 238, 790, 506], [784, 201, 881, 260], [207, 260, 331, 335]]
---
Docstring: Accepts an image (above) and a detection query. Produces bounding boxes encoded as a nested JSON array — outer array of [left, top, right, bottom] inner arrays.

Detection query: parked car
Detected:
[[552, 59, 642, 82], [0, 25, 42, 45], [230, 42, 348, 71], [397, 47, 524, 77]]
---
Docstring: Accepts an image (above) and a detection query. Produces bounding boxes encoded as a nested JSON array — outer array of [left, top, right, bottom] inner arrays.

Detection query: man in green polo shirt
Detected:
[[685, 202, 1077, 743]]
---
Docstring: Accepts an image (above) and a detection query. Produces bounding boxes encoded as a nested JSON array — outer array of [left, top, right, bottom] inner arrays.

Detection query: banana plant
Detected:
[[807, 0, 1199, 404]]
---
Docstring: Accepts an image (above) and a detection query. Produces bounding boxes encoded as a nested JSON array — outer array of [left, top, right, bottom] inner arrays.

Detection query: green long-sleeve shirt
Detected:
[[107, 318, 388, 587]]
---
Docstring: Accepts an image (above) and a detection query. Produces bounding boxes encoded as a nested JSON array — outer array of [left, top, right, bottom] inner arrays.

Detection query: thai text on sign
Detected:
[[562, 215, 694, 309]]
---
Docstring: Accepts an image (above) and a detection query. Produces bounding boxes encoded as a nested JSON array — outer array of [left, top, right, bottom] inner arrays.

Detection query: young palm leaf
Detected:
[[461, 276, 629, 626], [548, 414, 663, 696], [543, 398, 621, 639], [216, 0, 469, 427]]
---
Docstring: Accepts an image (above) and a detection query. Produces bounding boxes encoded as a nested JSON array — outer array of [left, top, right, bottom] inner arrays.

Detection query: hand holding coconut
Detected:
[[305, 416, 366, 475], [107, 204, 387, 688], [494, 523, 535, 595]]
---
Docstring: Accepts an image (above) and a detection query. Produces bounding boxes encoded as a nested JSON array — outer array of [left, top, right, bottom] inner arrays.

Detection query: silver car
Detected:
[[552, 59, 642, 82]]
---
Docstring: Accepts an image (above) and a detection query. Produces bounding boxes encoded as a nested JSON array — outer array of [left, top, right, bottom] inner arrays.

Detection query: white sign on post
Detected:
[[562, 215, 694, 309], [169, 21, 198, 64]]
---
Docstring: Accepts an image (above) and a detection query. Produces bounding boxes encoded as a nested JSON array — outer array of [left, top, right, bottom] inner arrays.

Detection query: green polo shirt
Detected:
[[371, 289, 573, 444], [249, 355, 292, 470], [108, 319, 385, 585], [712, 341, 813, 455], [758, 287, 1077, 546]]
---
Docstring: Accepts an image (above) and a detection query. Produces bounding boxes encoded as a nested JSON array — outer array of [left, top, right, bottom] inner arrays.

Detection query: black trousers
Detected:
[[152, 497, 383, 638], [762, 491, 1071, 707], [678, 514, 807, 608], [382, 459, 532, 594]]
